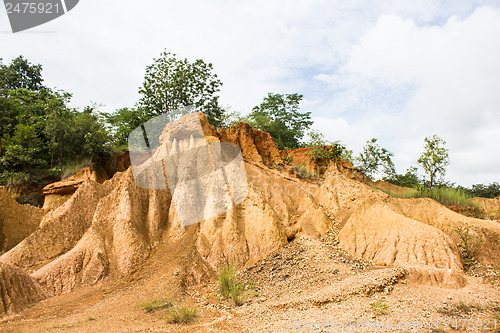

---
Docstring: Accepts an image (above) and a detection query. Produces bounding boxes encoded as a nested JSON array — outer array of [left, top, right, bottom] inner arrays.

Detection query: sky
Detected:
[[1, 0, 499, 187]]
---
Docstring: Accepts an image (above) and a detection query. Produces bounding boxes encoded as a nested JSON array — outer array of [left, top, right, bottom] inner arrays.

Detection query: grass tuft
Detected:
[[369, 299, 389, 315], [139, 297, 172, 313], [219, 263, 245, 306], [438, 299, 483, 316], [165, 305, 197, 324], [61, 157, 92, 179], [52, 323, 75, 329]]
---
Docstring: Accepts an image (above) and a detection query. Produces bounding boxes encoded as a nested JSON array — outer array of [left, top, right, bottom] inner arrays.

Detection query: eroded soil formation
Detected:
[[0, 113, 499, 332]]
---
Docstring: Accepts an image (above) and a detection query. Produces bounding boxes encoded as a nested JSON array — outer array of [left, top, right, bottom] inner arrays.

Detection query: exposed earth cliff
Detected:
[[0, 113, 499, 332]]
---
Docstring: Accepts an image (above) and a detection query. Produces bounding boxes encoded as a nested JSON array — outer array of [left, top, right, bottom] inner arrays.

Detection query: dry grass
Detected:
[[139, 297, 172, 313], [165, 305, 197, 324], [219, 263, 245, 306], [369, 299, 390, 315]]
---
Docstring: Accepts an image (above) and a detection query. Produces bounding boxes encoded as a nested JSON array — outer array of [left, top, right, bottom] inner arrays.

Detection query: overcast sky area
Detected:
[[1, 0, 499, 187]]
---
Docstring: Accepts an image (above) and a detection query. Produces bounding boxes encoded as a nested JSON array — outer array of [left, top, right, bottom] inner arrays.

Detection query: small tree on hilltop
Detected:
[[138, 51, 224, 127], [248, 93, 312, 150], [417, 135, 449, 188], [355, 138, 396, 179]]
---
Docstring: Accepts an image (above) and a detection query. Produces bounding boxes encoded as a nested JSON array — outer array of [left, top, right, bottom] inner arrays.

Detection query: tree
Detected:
[[467, 182, 500, 198], [305, 130, 350, 165], [138, 51, 224, 127], [105, 107, 148, 147], [0, 56, 44, 91], [417, 135, 449, 188], [383, 166, 420, 188], [0, 56, 115, 188], [355, 138, 396, 179], [248, 93, 312, 150]]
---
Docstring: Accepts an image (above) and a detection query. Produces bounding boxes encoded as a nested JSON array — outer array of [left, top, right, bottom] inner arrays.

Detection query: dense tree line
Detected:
[[0, 56, 113, 187]]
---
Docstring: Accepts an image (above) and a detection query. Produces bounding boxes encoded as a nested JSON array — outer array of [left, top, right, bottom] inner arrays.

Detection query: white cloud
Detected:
[[310, 116, 374, 153], [319, 6, 500, 186]]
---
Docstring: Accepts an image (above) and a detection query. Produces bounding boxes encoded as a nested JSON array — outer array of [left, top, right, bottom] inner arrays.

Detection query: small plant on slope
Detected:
[[369, 299, 389, 315], [450, 224, 481, 269], [219, 262, 245, 306], [165, 305, 197, 324], [139, 297, 172, 313]]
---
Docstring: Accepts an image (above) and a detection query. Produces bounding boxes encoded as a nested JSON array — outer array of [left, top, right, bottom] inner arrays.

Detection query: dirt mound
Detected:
[[42, 167, 99, 195], [0, 187, 43, 252], [473, 196, 500, 220], [303, 267, 406, 306], [0, 262, 46, 316], [41, 166, 105, 211], [385, 197, 500, 267], [0, 113, 332, 307], [339, 203, 465, 288], [41, 154, 132, 211], [311, 166, 499, 287]]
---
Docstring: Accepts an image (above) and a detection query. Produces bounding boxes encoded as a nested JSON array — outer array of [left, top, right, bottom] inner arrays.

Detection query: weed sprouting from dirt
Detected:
[[369, 299, 389, 315], [450, 224, 481, 269], [165, 305, 197, 324], [139, 297, 172, 313], [438, 299, 483, 316], [52, 323, 75, 329], [219, 263, 245, 306]]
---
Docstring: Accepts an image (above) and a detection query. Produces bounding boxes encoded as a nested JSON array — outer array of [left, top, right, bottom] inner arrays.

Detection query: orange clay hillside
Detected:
[[0, 112, 499, 332]]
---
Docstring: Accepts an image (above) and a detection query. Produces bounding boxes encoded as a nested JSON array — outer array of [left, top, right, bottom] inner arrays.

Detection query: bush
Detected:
[[467, 182, 500, 198], [307, 142, 345, 165], [218, 263, 245, 306], [165, 305, 197, 324], [61, 157, 92, 179], [451, 224, 480, 268], [305, 130, 347, 165], [383, 167, 420, 189]]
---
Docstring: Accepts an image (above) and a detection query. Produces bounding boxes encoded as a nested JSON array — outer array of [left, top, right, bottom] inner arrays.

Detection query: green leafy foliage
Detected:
[[218, 263, 245, 306], [105, 107, 149, 147], [451, 224, 480, 267], [305, 130, 348, 166], [417, 135, 449, 188], [369, 300, 390, 315], [355, 138, 395, 179], [466, 182, 500, 198], [139, 51, 224, 127], [165, 305, 197, 324], [247, 93, 312, 150], [0, 56, 43, 91], [383, 167, 420, 189], [0, 56, 114, 189], [140, 297, 172, 313]]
